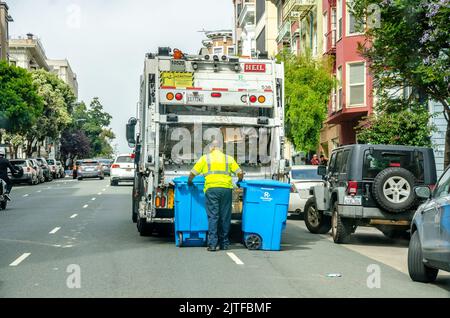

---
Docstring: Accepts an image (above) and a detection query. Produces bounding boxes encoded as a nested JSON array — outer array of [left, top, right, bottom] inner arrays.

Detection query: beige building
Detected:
[[233, 0, 256, 57], [202, 30, 234, 56], [9, 33, 50, 70], [255, 0, 278, 57], [47, 59, 79, 99], [0, 1, 13, 61]]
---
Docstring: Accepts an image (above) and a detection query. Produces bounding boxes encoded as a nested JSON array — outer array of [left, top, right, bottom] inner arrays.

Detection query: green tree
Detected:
[[351, 0, 450, 161], [356, 107, 435, 146], [24, 70, 75, 156], [0, 61, 43, 140], [277, 51, 335, 152]]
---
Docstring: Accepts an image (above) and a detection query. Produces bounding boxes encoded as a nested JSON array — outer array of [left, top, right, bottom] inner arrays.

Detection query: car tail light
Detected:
[[111, 164, 120, 169], [131, 153, 136, 159], [249, 95, 257, 103], [166, 93, 174, 101], [175, 93, 183, 101], [389, 163, 401, 167], [258, 96, 266, 103], [211, 92, 222, 98], [347, 181, 358, 196], [290, 184, 298, 193], [161, 196, 166, 208]]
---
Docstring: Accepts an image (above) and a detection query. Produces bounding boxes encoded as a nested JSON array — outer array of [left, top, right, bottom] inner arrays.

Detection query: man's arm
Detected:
[[229, 157, 244, 182]]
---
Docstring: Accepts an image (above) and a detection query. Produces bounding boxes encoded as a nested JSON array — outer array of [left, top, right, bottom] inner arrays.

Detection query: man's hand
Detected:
[[188, 172, 195, 187], [188, 179, 194, 187]]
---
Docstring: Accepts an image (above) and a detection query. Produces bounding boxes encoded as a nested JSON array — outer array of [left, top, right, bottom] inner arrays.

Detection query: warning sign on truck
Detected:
[[160, 72, 194, 88]]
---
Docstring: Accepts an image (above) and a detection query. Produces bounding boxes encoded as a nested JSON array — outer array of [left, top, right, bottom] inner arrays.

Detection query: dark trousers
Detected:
[[205, 188, 232, 248], [0, 176, 12, 194]]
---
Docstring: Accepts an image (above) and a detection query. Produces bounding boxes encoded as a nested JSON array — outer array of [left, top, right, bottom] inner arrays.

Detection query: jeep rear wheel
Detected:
[[408, 231, 438, 283], [304, 198, 331, 234], [372, 167, 416, 213], [331, 204, 353, 244]]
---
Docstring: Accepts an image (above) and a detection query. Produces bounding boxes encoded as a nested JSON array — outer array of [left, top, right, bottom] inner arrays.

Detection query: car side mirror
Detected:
[[415, 186, 431, 199], [318, 165, 327, 177], [126, 117, 138, 148]]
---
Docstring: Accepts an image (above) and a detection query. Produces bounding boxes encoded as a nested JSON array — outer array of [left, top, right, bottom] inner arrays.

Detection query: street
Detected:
[[1, 178, 449, 298]]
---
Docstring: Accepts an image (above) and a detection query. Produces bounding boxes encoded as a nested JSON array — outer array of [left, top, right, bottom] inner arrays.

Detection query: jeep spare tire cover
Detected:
[[372, 167, 416, 213]]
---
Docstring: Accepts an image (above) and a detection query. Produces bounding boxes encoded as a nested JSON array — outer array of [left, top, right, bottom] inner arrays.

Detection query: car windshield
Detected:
[[363, 150, 425, 181], [11, 160, 27, 167], [81, 161, 99, 166], [291, 168, 322, 180], [116, 156, 133, 163]]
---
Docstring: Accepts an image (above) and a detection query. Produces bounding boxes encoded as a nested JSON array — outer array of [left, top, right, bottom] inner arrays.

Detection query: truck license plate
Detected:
[[344, 196, 362, 205], [187, 94, 204, 103]]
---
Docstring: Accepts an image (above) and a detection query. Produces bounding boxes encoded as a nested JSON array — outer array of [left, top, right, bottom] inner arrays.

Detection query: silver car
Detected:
[[77, 160, 105, 180], [28, 158, 45, 183]]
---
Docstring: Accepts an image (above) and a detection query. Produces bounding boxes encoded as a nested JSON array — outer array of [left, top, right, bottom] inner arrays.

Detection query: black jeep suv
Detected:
[[304, 144, 437, 243]]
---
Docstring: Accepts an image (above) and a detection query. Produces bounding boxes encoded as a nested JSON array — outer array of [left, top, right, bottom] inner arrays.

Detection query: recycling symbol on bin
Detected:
[[264, 192, 271, 199], [261, 191, 273, 202]]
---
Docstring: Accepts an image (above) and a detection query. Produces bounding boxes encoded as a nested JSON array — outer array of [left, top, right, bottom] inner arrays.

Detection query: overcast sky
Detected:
[[8, 0, 233, 154]]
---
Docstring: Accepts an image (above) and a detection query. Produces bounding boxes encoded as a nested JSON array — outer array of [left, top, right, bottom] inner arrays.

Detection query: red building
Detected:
[[320, 0, 373, 156]]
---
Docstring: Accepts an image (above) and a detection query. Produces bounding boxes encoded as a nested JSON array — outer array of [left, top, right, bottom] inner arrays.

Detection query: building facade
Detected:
[[255, 0, 278, 57], [47, 59, 79, 99], [0, 1, 12, 61], [233, 0, 256, 57], [319, 0, 374, 157], [9, 33, 50, 70], [202, 30, 234, 56]]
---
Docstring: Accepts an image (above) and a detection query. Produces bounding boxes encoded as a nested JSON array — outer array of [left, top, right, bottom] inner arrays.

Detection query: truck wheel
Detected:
[[304, 198, 331, 234], [408, 231, 438, 283], [331, 203, 353, 244], [372, 167, 416, 213], [0, 200, 6, 210], [137, 218, 153, 237], [132, 197, 138, 223]]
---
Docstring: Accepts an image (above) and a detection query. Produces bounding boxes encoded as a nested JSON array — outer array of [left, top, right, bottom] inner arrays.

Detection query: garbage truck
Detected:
[[126, 47, 288, 236]]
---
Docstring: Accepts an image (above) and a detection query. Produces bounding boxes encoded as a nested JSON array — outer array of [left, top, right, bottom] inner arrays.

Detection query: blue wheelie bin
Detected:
[[173, 176, 208, 247], [240, 180, 291, 251]]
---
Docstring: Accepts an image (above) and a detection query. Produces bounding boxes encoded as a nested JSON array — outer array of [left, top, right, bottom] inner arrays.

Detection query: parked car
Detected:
[[8, 159, 39, 185], [34, 158, 53, 182], [289, 165, 325, 215], [56, 161, 65, 178], [46, 159, 59, 179], [305, 144, 437, 243], [28, 158, 45, 183], [408, 170, 450, 283], [77, 160, 105, 180], [97, 158, 113, 176], [110, 154, 135, 186], [72, 160, 83, 179]]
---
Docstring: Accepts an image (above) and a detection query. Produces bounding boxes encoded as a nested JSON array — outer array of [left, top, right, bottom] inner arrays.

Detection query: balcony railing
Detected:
[[283, 0, 316, 21], [325, 29, 336, 54], [276, 20, 292, 44], [238, 1, 256, 28]]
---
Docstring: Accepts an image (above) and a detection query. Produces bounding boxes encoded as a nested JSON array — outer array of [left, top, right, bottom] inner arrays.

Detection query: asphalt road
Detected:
[[0, 178, 449, 298]]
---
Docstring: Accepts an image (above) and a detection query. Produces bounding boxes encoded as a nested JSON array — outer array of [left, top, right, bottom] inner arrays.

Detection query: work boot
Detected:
[[219, 245, 230, 251], [207, 246, 218, 252]]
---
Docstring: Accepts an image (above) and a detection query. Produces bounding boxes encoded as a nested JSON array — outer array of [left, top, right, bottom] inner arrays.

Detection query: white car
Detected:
[[110, 154, 135, 186], [289, 165, 324, 214]]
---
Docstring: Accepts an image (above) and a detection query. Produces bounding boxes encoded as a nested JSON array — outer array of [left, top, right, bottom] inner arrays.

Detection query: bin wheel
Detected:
[[245, 234, 262, 250], [178, 233, 183, 247]]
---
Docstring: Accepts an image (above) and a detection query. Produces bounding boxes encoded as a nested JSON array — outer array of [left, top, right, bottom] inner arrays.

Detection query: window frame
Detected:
[[337, 66, 343, 111], [346, 61, 366, 107], [346, 0, 364, 37]]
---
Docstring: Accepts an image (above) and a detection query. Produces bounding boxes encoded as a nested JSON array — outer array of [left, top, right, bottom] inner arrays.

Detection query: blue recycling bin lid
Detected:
[[239, 179, 291, 189], [173, 176, 205, 185]]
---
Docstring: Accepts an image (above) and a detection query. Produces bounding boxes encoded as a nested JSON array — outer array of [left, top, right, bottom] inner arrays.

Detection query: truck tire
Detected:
[[408, 231, 438, 283], [0, 200, 6, 210], [372, 167, 416, 213], [137, 218, 153, 237], [331, 203, 354, 244], [132, 199, 138, 223], [304, 198, 331, 234]]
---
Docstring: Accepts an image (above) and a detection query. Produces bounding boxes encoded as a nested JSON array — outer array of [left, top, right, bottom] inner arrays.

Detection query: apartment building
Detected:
[[201, 30, 234, 56], [47, 59, 79, 99], [9, 33, 50, 70], [233, 0, 256, 57], [0, 1, 12, 61]]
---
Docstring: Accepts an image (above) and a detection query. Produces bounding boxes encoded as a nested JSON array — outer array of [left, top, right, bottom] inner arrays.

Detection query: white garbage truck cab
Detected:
[[126, 47, 287, 236]]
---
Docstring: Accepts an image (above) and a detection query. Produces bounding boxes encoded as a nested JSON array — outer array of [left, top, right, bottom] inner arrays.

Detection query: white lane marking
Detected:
[[227, 252, 244, 265], [91, 197, 96, 201], [106, 185, 110, 188], [102, 189, 106, 192], [49, 227, 61, 234], [98, 192, 102, 196], [15, 187, 25, 190], [70, 214, 78, 219], [83, 204, 88, 209], [23, 194, 29, 197], [37, 190, 42, 193], [10, 253, 31, 267]]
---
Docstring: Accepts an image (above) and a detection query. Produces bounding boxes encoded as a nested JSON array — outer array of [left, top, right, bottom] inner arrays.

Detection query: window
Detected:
[[331, 88, 337, 112], [213, 47, 223, 55], [227, 47, 235, 55], [329, 152, 338, 173], [256, 0, 265, 24], [346, 0, 363, 35], [347, 62, 365, 106], [116, 156, 133, 164], [323, 12, 328, 54], [340, 150, 351, 174], [291, 169, 322, 181], [337, 66, 343, 111], [337, 0, 343, 40], [434, 168, 450, 198]]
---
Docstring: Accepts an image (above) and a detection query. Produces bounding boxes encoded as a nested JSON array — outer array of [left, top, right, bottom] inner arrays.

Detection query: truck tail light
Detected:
[[168, 189, 174, 209], [347, 181, 358, 196], [175, 93, 183, 101], [131, 153, 136, 159], [249, 95, 257, 103], [166, 93, 174, 101], [258, 96, 266, 103], [161, 196, 166, 208], [211, 92, 222, 98], [155, 197, 161, 208]]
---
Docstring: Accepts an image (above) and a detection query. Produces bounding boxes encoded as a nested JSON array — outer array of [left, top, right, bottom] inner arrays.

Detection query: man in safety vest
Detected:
[[188, 140, 244, 252]]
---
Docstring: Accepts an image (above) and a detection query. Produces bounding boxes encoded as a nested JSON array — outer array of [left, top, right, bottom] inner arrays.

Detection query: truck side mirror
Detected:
[[318, 165, 327, 176], [126, 118, 137, 148]]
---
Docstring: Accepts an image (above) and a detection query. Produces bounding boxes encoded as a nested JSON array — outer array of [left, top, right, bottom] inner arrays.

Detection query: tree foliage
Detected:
[[60, 129, 91, 160], [277, 51, 335, 152], [0, 61, 43, 136]]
